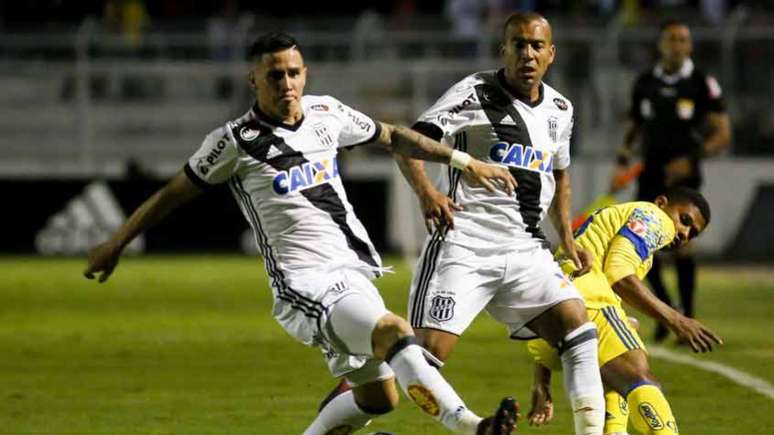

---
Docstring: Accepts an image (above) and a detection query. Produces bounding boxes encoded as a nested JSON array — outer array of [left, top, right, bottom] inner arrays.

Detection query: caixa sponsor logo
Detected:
[[272, 157, 340, 195], [489, 142, 553, 173]]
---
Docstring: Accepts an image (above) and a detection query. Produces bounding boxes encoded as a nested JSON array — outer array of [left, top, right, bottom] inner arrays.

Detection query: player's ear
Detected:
[[654, 195, 669, 209]]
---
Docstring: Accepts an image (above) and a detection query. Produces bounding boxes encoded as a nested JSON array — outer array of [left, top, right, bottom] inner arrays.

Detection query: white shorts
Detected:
[[272, 267, 394, 381], [408, 238, 582, 339]]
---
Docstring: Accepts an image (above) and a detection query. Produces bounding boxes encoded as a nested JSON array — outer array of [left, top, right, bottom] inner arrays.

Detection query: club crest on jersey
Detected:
[[553, 97, 568, 111], [429, 296, 455, 322], [313, 123, 335, 148], [272, 157, 340, 195], [548, 116, 558, 142], [489, 142, 553, 173]]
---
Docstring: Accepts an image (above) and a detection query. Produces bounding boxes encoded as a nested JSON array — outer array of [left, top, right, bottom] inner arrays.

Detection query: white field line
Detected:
[[649, 346, 774, 400]]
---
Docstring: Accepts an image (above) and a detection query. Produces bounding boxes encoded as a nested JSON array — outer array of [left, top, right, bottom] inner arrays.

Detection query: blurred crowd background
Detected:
[[1, 0, 772, 260]]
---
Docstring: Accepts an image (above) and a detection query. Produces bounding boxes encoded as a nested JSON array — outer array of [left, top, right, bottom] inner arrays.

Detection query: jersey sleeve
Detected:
[[184, 126, 240, 187], [414, 77, 478, 141], [331, 99, 382, 148], [604, 207, 673, 283], [553, 112, 573, 170], [604, 235, 645, 284], [701, 74, 726, 113]]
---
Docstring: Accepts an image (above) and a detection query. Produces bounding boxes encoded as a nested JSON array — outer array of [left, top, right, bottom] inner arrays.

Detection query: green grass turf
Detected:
[[1, 256, 772, 434]]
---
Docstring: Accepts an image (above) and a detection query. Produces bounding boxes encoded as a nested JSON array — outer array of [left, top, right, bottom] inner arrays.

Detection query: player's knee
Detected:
[[415, 329, 453, 363], [557, 322, 598, 357], [371, 313, 413, 360]]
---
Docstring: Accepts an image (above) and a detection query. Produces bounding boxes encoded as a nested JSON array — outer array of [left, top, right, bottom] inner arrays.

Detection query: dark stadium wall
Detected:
[[1, 178, 387, 255]]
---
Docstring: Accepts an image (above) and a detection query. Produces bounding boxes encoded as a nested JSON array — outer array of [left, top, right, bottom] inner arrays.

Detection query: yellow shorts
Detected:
[[527, 305, 646, 370]]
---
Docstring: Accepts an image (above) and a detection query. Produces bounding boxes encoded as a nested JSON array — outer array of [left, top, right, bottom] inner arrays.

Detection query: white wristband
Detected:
[[450, 150, 472, 170]]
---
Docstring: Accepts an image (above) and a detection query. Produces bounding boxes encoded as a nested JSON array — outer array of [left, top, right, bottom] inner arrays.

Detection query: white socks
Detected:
[[387, 338, 482, 435], [303, 390, 373, 435], [558, 323, 606, 435]]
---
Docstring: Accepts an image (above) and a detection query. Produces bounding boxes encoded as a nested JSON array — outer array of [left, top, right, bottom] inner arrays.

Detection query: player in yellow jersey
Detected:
[[525, 187, 722, 434]]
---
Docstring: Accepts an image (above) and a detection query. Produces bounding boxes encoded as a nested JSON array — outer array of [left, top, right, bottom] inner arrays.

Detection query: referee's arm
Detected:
[[703, 111, 731, 157]]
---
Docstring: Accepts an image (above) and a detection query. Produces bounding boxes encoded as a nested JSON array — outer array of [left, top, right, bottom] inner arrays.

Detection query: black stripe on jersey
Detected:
[[230, 176, 324, 321], [183, 163, 212, 190], [232, 120, 380, 270], [474, 83, 546, 240], [411, 121, 444, 142]]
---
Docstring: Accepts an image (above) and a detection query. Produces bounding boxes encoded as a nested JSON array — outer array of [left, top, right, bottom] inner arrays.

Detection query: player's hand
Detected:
[[84, 241, 122, 283], [528, 383, 554, 426], [664, 156, 693, 187], [567, 245, 593, 278], [463, 160, 517, 195], [418, 187, 462, 233], [669, 315, 723, 353]]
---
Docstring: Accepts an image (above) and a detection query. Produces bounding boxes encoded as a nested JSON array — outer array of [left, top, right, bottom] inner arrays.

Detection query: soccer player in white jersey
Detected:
[[83, 32, 520, 435], [395, 12, 606, 434]]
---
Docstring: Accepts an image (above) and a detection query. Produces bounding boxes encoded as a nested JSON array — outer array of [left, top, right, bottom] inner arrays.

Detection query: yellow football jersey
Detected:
[[556, 202, 676, 308]]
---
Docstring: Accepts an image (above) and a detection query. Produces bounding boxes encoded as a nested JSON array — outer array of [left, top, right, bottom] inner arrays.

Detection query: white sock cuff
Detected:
[[564, 322, 597, 341]]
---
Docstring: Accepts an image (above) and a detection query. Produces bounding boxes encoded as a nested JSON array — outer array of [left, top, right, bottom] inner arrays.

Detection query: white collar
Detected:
[[653, 58, 694, 84]]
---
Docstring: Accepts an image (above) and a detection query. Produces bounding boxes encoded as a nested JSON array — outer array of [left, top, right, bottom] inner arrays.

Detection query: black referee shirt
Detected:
[[630, 59, 725, 167]]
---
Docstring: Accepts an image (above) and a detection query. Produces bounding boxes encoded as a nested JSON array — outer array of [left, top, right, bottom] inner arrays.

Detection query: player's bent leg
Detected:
[[374, 313, 516, 435], [601, 350, 678, 435], [415, 328, 460, 364], [529, 300, 605, 435], [305, 382, 393, 435]]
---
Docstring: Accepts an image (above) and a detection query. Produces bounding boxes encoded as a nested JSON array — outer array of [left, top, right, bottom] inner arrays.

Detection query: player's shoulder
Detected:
[[439, 71, 490, 103], [620, 201, 675, 233], [541, 82, 574, 115], [302, 94, 340, 111]]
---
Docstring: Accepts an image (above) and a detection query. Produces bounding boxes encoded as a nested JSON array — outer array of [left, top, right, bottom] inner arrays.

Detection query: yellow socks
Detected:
[[627, 382, 678, 434], [604, 389, 628, 434]]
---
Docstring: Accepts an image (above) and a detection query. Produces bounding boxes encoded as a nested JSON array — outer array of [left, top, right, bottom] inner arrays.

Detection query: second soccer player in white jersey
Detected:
[[84, 32, 521, 435], [396, 12, 606, 435]]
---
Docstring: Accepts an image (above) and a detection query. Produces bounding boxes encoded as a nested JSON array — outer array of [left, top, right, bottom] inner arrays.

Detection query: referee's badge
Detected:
[[548, 116, 558, 142], [429, 296, 455, 322], [676, 98, 695, 120]]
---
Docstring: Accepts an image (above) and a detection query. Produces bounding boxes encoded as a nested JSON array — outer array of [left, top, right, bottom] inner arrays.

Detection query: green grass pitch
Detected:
[[1, 256, 772, 434]]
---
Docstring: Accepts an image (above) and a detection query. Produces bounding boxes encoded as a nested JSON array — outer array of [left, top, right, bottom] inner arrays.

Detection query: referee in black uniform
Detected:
[[615, 20, 731, 342]]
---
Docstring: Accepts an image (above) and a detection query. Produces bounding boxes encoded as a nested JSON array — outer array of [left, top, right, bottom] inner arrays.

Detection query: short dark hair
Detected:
[[248, 32, 301, 60], [502, 11, 550, 39], [659, 20, 689, 35], [664, 187, 711, 225]]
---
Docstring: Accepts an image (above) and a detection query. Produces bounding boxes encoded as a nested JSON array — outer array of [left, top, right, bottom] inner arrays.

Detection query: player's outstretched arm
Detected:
[[84, 170, 202, 283], [376, 122, 516, 196], [611, 275, 723, 353], [550, 168, 592, 277], [528, 363, 554, 426]]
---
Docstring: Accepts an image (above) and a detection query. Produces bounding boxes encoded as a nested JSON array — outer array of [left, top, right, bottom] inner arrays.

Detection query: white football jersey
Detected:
[[185, 96, 384, 286], [415, 69, 574, 249]]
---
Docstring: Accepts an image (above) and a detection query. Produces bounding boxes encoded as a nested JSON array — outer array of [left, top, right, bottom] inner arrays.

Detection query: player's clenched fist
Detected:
[[84, 241, 121, 283]]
